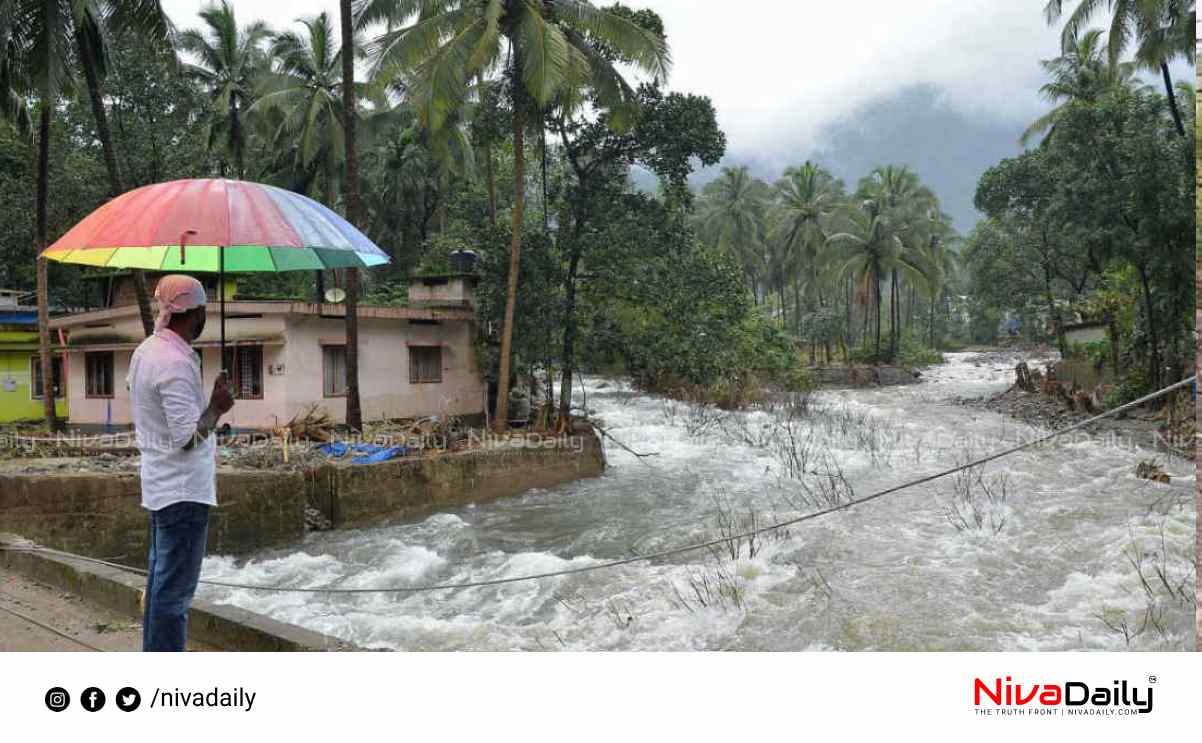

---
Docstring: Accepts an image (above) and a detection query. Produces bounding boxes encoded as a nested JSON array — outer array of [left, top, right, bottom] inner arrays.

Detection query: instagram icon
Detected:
[[44, 687, 70, 712]]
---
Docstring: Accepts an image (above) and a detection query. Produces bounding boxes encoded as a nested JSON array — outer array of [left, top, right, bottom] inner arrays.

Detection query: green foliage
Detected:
[[1072, 339, 1111, 369], [894, 331, 945, 367], [414, 230, 477, 275], [235, 271, 310, 300], [612, 243, 796, 390], [471, 225, 562, 384], [0, 111, 107, 302], [970, 78, 1194, 390], [796, 305, 844, 348]]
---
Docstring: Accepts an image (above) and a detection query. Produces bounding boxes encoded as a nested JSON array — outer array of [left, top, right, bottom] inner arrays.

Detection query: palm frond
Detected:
[[516, 0, 570, 106], [406, 15, 484, 130], [550, 0, 671, 80]]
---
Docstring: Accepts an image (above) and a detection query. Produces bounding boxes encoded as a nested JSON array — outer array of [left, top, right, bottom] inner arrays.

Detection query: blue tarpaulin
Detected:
[[318, 442, 410, 464]]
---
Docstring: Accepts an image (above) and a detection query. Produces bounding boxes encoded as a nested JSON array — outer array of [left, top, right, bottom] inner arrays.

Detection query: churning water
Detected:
[[200, 353, 1195, 650]]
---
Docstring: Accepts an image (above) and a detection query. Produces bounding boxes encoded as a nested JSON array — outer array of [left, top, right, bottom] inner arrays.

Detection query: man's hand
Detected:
[[185, 372, 234, 450], [210, 371, 235, 415]]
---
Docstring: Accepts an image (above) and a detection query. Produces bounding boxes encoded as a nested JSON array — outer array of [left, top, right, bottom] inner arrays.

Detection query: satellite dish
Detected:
[[324, 288, 347, 303]]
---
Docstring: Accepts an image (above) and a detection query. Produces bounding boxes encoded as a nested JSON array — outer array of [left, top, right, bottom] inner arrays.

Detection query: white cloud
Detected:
[[161, 0, 1185, 165], [640, 1, 1063, 160]]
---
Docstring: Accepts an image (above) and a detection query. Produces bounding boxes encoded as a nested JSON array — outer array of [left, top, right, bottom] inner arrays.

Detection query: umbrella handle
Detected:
[[219, 244, 226, 372], [179, 229, 197, 264]]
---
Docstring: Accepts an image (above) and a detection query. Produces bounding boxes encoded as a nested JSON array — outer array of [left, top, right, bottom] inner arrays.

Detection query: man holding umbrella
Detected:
[[40, 178, 393, 648], [128, 275, 234, 652]]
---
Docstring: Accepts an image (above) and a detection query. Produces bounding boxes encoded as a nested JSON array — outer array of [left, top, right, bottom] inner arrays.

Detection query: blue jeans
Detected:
[[142, 501, 210, 652]]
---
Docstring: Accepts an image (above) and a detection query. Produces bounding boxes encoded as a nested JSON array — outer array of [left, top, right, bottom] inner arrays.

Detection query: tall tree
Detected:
[[552, 80, 724, 422], [854, 165, 937, 359], [179, 0, 272, 179], [1021, 27, 1138, 146], [254, 11, 361, 301], [74, 1, 175, 339], [696, 165, 770, 303], [901, 211, 959, 348], [0, 1, 31, 136], [361, 0, 671, 431], [827, 201, 898, 361], [770, 161, 843, 341], [339, 0, 363, 430], [255, 13, 355, 206], [469, 76, 507, 228], [4, 0, 76, 428], [1044, 0, 1194, 135]]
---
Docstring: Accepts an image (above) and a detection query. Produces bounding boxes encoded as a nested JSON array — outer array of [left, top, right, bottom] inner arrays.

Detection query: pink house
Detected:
[[50, 274, 485, 430]]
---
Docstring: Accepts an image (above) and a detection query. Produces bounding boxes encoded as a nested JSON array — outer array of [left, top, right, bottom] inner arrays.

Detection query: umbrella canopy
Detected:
[[41, 178, 390, 272]]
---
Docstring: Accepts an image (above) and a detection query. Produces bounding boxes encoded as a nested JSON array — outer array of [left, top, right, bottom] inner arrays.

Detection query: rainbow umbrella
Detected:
[[41, 178, 390, 357]]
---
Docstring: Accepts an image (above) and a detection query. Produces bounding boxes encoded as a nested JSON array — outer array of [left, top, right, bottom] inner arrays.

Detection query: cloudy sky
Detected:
[[159, 1, 1189, 231]]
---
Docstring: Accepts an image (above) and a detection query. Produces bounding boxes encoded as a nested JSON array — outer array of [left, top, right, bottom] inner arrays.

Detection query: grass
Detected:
[[938, 456, 1010, 535]]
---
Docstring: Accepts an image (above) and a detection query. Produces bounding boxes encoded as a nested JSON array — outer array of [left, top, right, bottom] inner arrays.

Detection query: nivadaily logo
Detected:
[[973, 675, 1155, 716]]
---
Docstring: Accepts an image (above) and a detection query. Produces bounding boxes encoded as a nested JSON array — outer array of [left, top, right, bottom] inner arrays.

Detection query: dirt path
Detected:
[[0, 565, 216, 651]]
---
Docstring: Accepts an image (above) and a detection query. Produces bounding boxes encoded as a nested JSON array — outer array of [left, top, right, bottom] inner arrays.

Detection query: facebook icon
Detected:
[[81, 687, 106, 712]]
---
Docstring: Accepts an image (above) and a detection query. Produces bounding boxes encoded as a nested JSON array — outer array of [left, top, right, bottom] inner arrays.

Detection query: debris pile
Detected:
[[277, 404, 334, 443], [1134, 460, 1170, 484]]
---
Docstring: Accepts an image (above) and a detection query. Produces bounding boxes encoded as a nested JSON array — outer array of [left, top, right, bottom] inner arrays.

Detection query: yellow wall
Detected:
[[0, 349, 69, 422]]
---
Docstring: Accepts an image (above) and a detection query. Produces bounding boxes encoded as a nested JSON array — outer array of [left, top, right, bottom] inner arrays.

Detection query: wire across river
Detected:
[[2, 375, 1194, 595]]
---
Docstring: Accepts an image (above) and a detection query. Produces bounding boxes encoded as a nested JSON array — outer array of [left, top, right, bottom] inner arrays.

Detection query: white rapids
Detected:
[[199, 352, 1195, 651]]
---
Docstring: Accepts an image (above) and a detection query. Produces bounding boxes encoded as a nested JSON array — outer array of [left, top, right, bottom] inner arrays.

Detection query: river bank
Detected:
[[949, 350, 1195, 460]]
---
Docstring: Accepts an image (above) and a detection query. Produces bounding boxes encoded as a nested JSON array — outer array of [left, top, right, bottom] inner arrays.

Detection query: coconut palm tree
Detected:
[[855, 165, 937, 359], [827, 201, 902, 361], [179, 0, 273, 179], [254, 13, 358, 205], [336, 0, 364, 430], [1021, 28, 1139, 146], [770, 162, 844, 335], [2, 0, 78, 429], [359, 0, 671, 431], [254, 12, 366, 301], [697, 166, 771, 303], [76, 2, 174, 339], [898, 211, 959, 348], [0, 2, 31, 136], [1044, 0, 1194, 135]]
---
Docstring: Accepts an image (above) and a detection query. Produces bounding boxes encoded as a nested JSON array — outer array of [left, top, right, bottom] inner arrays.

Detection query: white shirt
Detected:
[[127, 328, 216, 511]]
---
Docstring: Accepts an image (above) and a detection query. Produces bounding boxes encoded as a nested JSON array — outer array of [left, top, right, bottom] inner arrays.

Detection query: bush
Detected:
[[845, 331, 943, 367], [887, 330, 944, 366]]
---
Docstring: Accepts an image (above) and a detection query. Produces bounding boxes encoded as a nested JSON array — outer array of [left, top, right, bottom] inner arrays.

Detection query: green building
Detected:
[[0, 289, 67, 423]]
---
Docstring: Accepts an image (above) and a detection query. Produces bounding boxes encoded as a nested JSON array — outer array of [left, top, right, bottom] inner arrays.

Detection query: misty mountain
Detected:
[[634, 84, 1030, 234]]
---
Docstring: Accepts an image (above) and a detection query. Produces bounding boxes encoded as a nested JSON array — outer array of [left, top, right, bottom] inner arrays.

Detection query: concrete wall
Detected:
[[0, 469, 307, 567], [407, 277, 474, 305], [0, 431, 605, 568], [64, 347, 132, 426], [315, 433, 607, 528], [1053, 358, 1116, 389], [283, 315, 484, 425], [200, 343, 289, 430], [0, 348, 69, 422], [1065, 325, 1107, 344]]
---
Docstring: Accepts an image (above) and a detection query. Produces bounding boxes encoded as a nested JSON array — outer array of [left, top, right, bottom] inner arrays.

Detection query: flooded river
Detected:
[[200, 352, 1195, 650]]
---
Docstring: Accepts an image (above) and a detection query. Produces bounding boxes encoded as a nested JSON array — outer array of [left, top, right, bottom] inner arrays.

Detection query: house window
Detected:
[[85, 352, 114, 398], [221, 346, 263, 399], [409, 346, 442, 384], [30, 355, 64, 399], [323, 345, 347, 397]]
